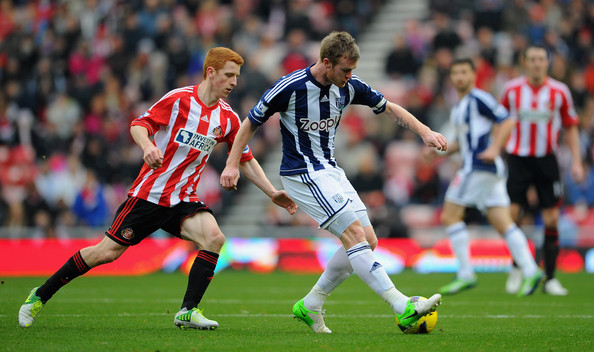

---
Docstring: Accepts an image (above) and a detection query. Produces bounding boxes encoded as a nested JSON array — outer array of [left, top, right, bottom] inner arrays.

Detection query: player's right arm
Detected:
[[130, 125, 163, 170], [220, 119, 260, 191]]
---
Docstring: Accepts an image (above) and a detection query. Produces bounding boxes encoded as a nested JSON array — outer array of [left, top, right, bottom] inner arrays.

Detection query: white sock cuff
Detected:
[[346, 241, 372, 260], [446, 222, 467, 236], [503, 223, 519, 237]]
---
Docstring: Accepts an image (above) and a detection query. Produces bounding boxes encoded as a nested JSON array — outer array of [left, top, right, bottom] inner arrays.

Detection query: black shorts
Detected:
[[105, 197, 212, 246], [506, 154, 563, 209]]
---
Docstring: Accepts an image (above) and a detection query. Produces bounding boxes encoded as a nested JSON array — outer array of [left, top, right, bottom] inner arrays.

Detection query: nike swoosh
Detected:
[[297, 306, 308, 317], [403, 310, 419, 320]]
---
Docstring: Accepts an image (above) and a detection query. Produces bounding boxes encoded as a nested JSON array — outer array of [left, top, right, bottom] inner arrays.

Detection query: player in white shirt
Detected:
[[426, 58, 542, 296], [221, 32, 447, 333]]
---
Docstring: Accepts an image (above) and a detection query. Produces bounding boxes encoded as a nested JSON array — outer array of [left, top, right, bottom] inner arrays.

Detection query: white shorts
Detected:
[[281, 167, 370, 237], [445, 170, 510, 211]]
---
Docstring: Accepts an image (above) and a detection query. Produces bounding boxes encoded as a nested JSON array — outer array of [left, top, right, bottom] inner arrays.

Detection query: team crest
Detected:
[[332, 193, 345, 204], [212, 126, 223, 138], [335, 96, 346, 111], [121, 227, 134, 240]]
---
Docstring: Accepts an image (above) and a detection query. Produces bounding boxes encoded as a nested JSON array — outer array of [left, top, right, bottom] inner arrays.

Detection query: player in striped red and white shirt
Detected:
[[18, 48, 297, 330], [500, 44, 584, 296]]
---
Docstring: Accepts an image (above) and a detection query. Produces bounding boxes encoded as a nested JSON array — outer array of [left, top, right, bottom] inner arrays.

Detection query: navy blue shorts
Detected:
[[105, 197, 212, 246]]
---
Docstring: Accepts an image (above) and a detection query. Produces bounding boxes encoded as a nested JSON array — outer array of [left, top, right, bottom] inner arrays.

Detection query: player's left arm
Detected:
[[384, 101, 448, 151], [560, 85, 584, 183], [238, 158, 298, 215], [564, 125, 584, 183]]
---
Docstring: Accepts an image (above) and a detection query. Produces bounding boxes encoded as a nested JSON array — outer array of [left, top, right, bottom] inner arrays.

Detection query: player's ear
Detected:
[[206, 67, 215, 79]]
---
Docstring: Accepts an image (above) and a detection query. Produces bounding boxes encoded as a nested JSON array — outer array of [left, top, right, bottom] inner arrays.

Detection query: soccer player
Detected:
[[18, 47, 298, 329], [427, 58, 543, 296], [501, 45, 584, 296], [220, 32, 447, 333]]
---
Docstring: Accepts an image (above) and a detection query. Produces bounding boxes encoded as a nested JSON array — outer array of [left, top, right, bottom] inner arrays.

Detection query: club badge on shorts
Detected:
[[121, 227, 135, 240]]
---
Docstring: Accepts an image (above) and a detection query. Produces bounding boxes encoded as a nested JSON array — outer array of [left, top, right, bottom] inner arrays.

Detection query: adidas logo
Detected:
[[370, 261, 382, 273], [201, 115, 209, 122], [320, 95, 329, 102]]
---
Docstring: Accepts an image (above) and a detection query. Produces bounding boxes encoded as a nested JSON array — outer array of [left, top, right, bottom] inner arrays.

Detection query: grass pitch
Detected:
[[1, 270, 592, 352]]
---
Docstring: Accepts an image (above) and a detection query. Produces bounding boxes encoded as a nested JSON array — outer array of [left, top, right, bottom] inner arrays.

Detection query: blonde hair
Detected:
[[319, 31, 360, 65], [203, 47, 244, 79]]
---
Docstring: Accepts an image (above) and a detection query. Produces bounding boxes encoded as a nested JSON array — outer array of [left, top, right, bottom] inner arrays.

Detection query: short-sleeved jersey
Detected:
[[248, 66, 387, 175], [129, 85, 253, 207], [450, 88, 509, 176], [501, 76, 579, 157]]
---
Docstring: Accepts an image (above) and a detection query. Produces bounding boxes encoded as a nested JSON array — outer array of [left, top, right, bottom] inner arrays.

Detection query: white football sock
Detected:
[[504, 224, 538, 277], [347, 241, 408, 315], [447, 222, 474, 280], [304, 246, 352, 311]]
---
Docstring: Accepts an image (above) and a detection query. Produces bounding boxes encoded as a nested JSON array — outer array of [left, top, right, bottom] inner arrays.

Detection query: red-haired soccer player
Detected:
[[18, 47, 297, 329]]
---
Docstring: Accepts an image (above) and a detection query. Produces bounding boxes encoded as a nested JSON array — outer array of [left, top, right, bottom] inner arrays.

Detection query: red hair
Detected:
[[203, 47, 244, 79]]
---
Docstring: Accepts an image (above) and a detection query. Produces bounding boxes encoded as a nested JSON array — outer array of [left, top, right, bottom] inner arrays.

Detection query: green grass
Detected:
[[1, 270, 592, 352]]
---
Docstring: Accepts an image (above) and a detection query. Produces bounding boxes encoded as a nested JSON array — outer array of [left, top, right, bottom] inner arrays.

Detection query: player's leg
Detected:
[[487, 206, 542, 296], [535, 154, 567, 295], [340, 220, 441, 331], [18, 236, 128, 328], [301, 178, 378, 314], [505, 155, 533, 294], [17, 196, 159, 328], [172, 207, 224, 329], [541, 206, 567, 295], [438, 201, 476, 295]]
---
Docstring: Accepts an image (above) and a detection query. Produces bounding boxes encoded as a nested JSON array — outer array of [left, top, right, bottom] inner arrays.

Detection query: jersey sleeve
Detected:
[[559, 84, 579, 127], [349, 76, 387, 114], [247, 79, 292, 127], [131, 94, 179, 135], [475, 91, 509, 123]]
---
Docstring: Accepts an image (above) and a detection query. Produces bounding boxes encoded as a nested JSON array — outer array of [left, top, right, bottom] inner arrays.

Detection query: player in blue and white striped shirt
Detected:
[[222, 32, 447, 333], [429, 58, 542, 296]]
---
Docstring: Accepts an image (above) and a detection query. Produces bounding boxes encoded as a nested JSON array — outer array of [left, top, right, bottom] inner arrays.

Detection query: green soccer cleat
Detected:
[[18, 287, 45, 328], [174, 308, 219, 330], [292, 299, 331, 333], [396, 294, 442, 332], [517, 270, 544, 297], [438, 277, 478, 295]]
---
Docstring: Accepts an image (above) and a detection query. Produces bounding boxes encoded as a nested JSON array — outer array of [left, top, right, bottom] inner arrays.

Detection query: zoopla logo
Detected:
[[299, 116, 340, 132]]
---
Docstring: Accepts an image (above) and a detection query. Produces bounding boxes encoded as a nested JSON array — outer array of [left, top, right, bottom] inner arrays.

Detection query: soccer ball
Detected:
[[395, 296, 438, 334]]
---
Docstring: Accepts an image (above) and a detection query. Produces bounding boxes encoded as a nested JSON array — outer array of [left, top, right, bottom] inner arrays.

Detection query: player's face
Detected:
[[212, 61, 241, 98], [524, 48, 549, 83], [450, 63, 475, 94], [326, 56, 357, 87]]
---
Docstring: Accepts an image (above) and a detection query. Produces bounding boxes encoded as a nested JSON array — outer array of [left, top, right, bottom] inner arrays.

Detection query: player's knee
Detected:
[[95, 249, 122, 265], [210, 230, 226, 250]]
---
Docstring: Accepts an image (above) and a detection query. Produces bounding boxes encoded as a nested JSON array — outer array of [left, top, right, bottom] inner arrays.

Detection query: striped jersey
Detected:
[[129, 85, 253, 207], [248, 66, 387, 175], [450, 88, 509, 176], [501, 76, 579, 157]]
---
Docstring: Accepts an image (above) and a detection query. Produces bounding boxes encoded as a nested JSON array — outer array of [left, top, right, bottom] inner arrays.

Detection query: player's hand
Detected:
[[477, 147, 499, 164], [220, 166, 240, 191], [571, 160, 585, 184], [423, 131, 447, 152], [271, 190, 298, 215], [143, 145, 164, 170]]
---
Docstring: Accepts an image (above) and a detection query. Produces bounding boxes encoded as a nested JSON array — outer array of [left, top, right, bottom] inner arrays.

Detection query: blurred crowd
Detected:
[[0, 0, 593, 239]]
